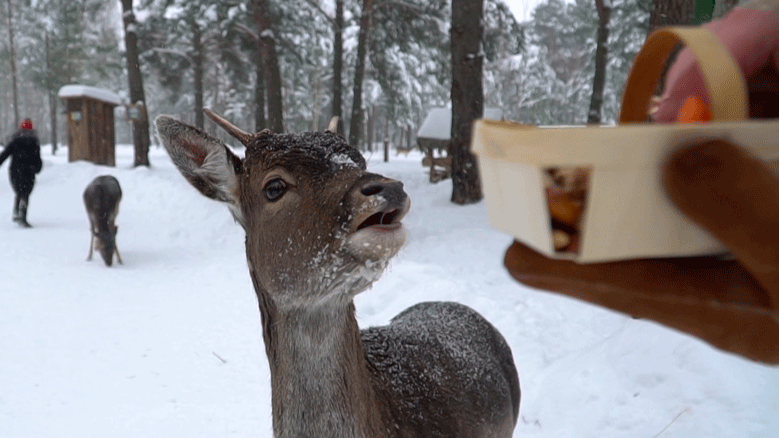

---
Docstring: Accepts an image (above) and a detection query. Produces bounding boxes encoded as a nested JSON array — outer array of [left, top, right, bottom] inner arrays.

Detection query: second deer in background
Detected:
[[83, 175, 123, 267]]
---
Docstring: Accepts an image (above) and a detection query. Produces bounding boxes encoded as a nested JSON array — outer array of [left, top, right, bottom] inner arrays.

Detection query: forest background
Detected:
[[0, 0, 735, 155]]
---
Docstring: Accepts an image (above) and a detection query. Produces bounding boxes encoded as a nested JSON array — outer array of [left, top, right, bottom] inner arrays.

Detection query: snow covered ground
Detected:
[[1, 143, 777, 438]]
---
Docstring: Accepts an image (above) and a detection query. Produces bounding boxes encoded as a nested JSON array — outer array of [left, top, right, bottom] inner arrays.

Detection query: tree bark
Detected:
[[45, 31, 58, 155], [648, 0, 695, 34], [191, 20, 205, 130], [349, 0, 373, 148], [383, 115, 389, 162], [254, 47, 266, 132], [332, 0, 345, 136], [587, 0, 611, 124], [450, 0, 484, 205], [121, 0, 150, 166], [255, 0, 284, 133], [6, 0, 20, 127]]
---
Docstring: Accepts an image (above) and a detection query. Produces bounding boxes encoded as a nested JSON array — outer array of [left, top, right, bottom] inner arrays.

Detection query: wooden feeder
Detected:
[[416, 107, 503, 154], [416, 107, 502, 182], [471, 27, 779, 263], [58, 85, 122, 166]]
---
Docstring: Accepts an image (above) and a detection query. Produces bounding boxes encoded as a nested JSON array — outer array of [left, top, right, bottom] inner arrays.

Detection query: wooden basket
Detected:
[[472, 27, 779, 263]]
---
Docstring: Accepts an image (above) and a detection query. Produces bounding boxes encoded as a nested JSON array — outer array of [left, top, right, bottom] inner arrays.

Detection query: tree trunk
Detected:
[[367, 105, 377, 151], [253, 25, 266, 132], [191, 21, 205, 130], [254, 60, 266, 132], [450, 0, 484, 205], [587, 0, 611, 124], [648, 0, 695, 34], [349, 0, 373, 148], [121, 0, 150, 166], [6, 0, 20, 127], [45, 31, 58, 155], [383, 116, 389, 162], [332, 0, 344, 135], [255, 0, 284, 133]]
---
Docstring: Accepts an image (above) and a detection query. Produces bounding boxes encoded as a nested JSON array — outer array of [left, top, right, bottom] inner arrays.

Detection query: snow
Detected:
[[1, 144, 777, 438], [418, 107, 504, 140], [58, 85, 122, 106]]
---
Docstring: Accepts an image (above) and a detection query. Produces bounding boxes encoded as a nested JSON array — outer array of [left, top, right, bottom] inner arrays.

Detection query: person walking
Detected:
[[0, 119, 43, 228]]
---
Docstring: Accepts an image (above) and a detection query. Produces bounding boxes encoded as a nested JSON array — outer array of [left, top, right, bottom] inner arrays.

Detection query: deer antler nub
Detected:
[[203, 108, 259, 145]]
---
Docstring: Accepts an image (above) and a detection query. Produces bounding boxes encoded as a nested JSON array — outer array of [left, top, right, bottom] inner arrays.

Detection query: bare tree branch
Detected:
[[152, 47, 193, 64], [235, 22, 259, 43], [373, 0, 423, 14], [303, 0, 336, 26]]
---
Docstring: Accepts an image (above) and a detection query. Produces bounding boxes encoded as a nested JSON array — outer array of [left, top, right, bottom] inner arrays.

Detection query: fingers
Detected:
[[503, 239, 770, 309], [653, 8, 779, 122], [663, 140, 779, 307], [504, 241, 779, 363]]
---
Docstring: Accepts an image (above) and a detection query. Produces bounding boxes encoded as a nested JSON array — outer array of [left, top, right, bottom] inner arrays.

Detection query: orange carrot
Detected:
[[676, 96, 712, 123]]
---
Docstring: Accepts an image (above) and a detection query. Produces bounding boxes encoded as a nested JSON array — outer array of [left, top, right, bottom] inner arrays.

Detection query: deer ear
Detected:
[[155, 115, 244, 222]]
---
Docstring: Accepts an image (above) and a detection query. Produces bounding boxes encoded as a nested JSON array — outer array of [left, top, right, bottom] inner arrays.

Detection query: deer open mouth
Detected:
[[344, 198, 410, 261], [356, 208, 404, 231]]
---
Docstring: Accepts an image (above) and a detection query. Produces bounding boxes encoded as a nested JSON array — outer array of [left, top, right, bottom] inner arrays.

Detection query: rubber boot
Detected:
[[16, 197, 31, 228], [12, 196, 21, 223]]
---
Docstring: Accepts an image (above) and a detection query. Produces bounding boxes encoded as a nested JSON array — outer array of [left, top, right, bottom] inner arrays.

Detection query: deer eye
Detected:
[[264, 178, 287, 201]]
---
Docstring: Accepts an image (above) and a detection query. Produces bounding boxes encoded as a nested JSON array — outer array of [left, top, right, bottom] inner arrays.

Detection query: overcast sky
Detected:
[[504, 0, 542, 22]]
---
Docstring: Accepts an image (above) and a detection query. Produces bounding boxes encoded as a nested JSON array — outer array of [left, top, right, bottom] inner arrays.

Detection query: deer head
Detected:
[[93, 226, 118, 266], [155, 111, 410, 308]]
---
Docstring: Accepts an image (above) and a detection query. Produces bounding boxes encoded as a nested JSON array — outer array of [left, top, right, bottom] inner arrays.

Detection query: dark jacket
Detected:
[[0, 129, 43, 195]]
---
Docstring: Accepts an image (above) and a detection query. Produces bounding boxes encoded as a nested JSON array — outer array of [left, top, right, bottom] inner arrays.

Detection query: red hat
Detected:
[[20, 119, 33, 130]]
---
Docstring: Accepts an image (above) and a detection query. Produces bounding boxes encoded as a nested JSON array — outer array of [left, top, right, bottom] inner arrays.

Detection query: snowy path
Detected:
[[1, 145, 776, 438]]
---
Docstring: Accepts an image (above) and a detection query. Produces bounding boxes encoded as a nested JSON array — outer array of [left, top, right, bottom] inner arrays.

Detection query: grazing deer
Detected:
[[83, 175, 123, 267], [155, 110, 520, 438]]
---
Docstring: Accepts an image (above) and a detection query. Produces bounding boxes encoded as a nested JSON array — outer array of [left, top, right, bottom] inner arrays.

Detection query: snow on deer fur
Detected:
[[154, 110, 520, 438]]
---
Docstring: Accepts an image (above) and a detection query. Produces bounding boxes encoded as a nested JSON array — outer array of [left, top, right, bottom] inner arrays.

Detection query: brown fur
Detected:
[[156, 113, 520, 438]]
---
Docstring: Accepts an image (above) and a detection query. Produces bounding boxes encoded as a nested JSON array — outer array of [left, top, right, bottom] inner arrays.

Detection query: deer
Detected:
[[154, 110, 520, 438], [83, 175, 123, 267]]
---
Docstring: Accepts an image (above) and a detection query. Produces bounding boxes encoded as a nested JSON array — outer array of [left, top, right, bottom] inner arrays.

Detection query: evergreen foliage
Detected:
[[1, 0, 652, 147]]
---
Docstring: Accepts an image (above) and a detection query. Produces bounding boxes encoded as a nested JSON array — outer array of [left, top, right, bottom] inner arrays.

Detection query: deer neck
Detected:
[[251, 275, 389, 438]]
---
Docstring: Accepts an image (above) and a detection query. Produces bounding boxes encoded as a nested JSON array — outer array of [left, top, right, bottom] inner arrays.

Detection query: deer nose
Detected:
[[360, 180, 403, 196], [359, 179, 408, 205]]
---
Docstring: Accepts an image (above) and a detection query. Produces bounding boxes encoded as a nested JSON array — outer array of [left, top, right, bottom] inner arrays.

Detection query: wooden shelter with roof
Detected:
[[58, 85, 122, 166], [416, 107, 503, 182]]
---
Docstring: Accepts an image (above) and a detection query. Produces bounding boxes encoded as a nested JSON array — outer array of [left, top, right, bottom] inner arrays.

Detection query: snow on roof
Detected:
[[417, 107, 503, 140], [58, 85, 122, 106]]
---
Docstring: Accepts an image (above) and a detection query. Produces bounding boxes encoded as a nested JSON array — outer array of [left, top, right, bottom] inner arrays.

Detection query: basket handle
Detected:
[[619, 26, 749, 123]]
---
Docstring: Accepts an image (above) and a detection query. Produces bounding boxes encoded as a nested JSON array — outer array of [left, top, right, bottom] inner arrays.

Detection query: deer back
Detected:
[[83, 175, 122, 266]]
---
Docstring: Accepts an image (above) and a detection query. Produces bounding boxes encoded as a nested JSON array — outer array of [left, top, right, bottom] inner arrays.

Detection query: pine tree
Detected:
[[121, 0, 151, 166], [451, 0, 484, 204]]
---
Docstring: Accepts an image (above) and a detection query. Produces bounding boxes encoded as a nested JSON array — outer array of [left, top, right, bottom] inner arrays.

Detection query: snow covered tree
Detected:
[[348, 0, 374, 149], [368, 0, 451, 143], [121, 0, 150, 167], [1, 0, 123, 147], [138, 0, 225, 129], [254, 0, 284, 133], [5, 0, 20, 127]]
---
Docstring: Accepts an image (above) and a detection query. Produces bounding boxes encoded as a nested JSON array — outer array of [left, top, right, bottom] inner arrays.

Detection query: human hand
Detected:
[[504, 140, 779, 364], [652, 6, 779, 121]]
